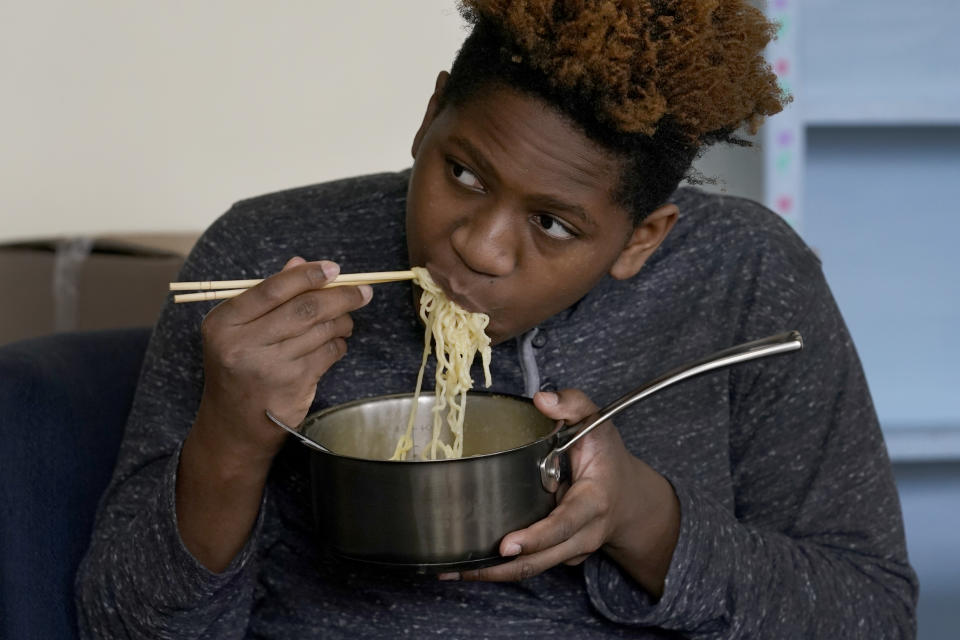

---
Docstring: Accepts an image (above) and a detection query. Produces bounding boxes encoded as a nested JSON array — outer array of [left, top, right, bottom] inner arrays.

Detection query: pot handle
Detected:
[[539, 330, 803, 493], [265, 409, 331, 453]]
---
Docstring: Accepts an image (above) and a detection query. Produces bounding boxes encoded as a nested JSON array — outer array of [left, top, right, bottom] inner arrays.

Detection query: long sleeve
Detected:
[[582, 235, 918, 637], [75, 210, 265, 639], [73, 177, 919, 638]]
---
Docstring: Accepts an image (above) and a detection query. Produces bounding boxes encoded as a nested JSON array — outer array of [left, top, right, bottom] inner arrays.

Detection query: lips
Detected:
[[425, 265, 507, 343], [425, 265, 486, 314]]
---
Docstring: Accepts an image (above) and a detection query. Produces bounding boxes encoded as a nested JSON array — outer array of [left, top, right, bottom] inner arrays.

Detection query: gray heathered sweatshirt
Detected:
[[75, 171, 918, 638]]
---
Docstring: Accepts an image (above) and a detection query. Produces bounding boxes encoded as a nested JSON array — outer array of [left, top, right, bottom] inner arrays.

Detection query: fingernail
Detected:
[[437, 572, 460, 581], [539, 392, 558, 406], [502, 542, 521, 557], [320, 261, 340, 280], [358, 284, 373, 303]]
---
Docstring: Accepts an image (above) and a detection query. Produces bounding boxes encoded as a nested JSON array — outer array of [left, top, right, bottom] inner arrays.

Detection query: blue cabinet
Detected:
[[758, 3, 960, 638]]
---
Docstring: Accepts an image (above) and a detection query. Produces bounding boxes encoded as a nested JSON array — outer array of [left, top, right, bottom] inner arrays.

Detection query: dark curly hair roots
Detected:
[[439, 0, 787, 224]]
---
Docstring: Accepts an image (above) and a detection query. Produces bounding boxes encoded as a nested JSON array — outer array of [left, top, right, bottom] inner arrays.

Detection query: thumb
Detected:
[[533, 388, 598, 424]]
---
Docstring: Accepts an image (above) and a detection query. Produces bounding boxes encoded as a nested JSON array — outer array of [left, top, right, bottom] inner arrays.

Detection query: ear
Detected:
[[608, 203, 679, 280], [411, 71, 450, 159]]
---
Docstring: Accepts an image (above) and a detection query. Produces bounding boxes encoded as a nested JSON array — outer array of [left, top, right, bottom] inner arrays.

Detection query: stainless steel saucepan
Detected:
[[271, 330, 802, 572]]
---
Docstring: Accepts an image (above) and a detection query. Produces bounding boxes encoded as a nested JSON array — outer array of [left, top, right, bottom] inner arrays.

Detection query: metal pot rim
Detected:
[[301, 390, 562, 464]]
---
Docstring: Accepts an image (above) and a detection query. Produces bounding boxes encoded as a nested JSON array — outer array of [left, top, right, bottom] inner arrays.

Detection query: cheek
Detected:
[[406, 175, 439, 252], [408, 165, 450, 230], [408, 185, 470, 263], [527, 258, 610, 307]]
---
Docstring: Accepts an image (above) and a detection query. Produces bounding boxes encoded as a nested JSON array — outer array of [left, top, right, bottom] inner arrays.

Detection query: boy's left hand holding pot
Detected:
[[446, 389, 681, 598]]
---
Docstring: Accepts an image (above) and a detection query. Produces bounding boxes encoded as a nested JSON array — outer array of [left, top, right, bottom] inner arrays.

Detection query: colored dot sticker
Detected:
[[776, 195, 793, 213], [776, 152, 791, 172], [776, 17, 790, 37], [763, 0, 800, 231]]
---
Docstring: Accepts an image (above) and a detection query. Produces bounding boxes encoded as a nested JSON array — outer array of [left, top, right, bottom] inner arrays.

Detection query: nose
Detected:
[[450, 206, 518, 278]]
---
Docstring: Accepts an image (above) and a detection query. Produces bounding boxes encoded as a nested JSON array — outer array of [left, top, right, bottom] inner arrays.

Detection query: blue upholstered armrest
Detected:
[[0, 328, 151, 640]]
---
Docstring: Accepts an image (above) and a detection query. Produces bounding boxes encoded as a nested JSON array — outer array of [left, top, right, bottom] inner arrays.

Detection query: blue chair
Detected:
[[0, 328, 151, 639]]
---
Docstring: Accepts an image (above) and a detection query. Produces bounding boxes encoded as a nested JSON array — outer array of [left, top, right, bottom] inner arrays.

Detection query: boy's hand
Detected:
[[194, 257, 373, 466], [447, 388, 681, 597]]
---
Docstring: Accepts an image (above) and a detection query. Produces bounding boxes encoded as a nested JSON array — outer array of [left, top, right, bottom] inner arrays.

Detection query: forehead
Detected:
[[435, 85, 626, 211]]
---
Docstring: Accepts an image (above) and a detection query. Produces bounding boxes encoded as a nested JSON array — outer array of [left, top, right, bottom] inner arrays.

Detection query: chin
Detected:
[[486, 322, 521, 346], [483, 323, 506, 346]]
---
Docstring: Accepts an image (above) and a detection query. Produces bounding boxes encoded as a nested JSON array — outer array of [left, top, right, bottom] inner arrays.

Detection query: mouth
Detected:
[[424, 265, 486, 315]]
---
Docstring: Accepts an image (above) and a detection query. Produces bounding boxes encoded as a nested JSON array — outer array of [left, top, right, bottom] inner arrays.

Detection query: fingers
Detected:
[[286, 335, 350, 394], [223, 259, 342, 324], [201, 259, 373, 360], [280, 312, 355, 359], [501, 482, 605, 557], [259, 284, 372, 347], [449, 482, 607, 583], [282, 256, 307, 270], [564, 553, 590, 566], [456, 529, 599, 582], [533, 388, 598, 424]]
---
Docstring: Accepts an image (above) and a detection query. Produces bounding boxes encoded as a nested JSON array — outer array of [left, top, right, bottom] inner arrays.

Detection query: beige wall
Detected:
[[0, 1, 761, 243]]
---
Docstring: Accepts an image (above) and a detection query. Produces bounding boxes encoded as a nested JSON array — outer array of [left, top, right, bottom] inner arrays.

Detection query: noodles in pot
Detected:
[[390, 267, 492, 460]]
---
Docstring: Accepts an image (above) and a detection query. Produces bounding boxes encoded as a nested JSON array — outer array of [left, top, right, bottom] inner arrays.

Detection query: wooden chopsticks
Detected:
[[170, 270, 416, 303]]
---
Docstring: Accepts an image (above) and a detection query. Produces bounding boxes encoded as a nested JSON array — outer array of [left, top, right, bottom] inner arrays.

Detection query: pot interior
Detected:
[[301, 392, 556, 461]]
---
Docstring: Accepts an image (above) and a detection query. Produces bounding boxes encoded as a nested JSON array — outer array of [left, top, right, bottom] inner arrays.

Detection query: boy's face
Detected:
[[406, 77, 670, 344]]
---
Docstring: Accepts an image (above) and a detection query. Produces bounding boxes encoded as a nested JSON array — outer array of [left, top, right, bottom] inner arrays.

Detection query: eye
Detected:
[[533, 213, 577, 240], [449, 160, 484, 191]]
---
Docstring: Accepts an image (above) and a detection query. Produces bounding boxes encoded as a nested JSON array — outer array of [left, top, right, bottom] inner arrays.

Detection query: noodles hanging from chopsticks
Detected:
[[390, 267, 492, 460]]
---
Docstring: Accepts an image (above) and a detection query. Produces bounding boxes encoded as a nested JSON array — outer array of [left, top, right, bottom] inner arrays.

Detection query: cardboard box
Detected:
[[0, 233, 198, 346]]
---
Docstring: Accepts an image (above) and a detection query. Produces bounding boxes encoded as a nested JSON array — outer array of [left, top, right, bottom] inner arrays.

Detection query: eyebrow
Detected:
[[527, 194, 592, 227], [448, 135, 594, 227]]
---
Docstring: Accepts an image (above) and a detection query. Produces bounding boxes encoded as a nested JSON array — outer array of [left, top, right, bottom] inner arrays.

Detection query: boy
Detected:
[[77, 1, 918, 637]]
